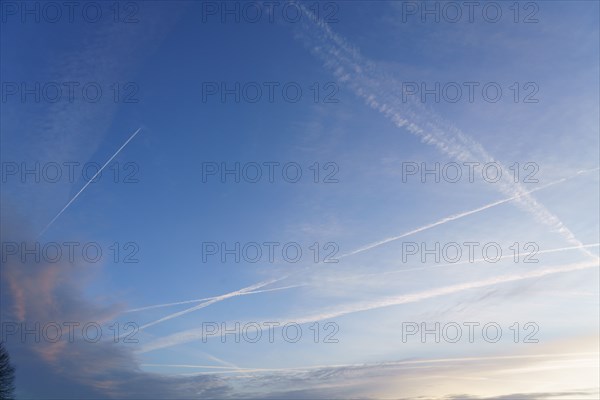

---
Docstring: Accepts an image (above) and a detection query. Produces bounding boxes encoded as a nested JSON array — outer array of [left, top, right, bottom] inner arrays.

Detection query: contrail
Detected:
[[139, 260, 599, 353], [333, 243, 600, 282], [38, 127, 142, 237], [340, 171, 597, 259], [141, 364, 244, 370], [293, 3, 596, 259], [135, 278, 284, 333], [278, 261, 599, 327], [203, 353, 240, 370], [124, 284, 303, 313], [273, 171, 594, 290], [402, 243, 600, 272], [141, 352, 599, 374]]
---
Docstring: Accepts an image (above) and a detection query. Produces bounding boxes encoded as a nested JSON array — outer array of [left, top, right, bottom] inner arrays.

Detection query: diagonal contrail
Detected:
[[339, 172, 593, 259], [135, 278, 284, 333], [124, 284, 303, 313], [332, 243, 600, 283], [141, 351, 599, 374], [277, 261, 599, 329], [38, 127, 142, 237]]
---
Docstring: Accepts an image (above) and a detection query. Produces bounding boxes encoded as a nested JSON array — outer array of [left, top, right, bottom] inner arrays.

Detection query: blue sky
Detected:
[[1, 1, 599, 398]]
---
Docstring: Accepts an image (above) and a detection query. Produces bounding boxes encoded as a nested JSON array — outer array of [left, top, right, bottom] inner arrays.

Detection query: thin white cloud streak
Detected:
[[140, 260, 598, 353], [38, 127, 142, 237], [124, 284, 303, 313], [281, 261, 598, 327], [332, 243, 600, 284], [340, 174, 586, 258], [294, 3, 596, 259], [400, 243, 600, 272], [135, 278, 284, 333], [141, 364, 243, 370], [204, 353, 240, 370], [141, 352, 599, 374]]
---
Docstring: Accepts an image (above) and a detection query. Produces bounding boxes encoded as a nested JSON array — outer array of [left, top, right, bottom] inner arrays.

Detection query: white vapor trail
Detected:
[[277, 261, 599, 327], [294, 3, 596, 259], [141, 352, 599, 374], [38, 127, 142, 237], [332, 243, 600, 283], [203, 353, 241, 370], [125, 284, 303, 313], [340, 174, 586, 258], [135, 278, 284, 332], [139, 260, 598, 353]]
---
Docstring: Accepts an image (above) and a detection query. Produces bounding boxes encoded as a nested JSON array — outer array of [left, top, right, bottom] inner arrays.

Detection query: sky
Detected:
[[0, 0, 599, 399]]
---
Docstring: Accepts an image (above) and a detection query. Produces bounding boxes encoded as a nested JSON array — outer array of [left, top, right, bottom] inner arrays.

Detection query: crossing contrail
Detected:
[[135, 278, 284, 333], [124, 284, 303, 313], [141, 351, 599, 374], [294, 2, 596, 259], [139, 259, 598, 353]]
